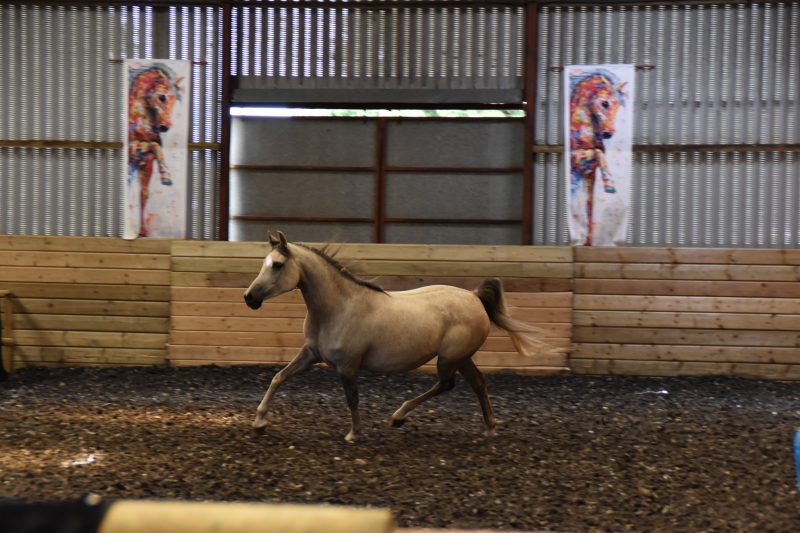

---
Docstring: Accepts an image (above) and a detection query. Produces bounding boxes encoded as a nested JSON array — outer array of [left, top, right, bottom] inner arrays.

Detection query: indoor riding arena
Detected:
[[2, 2, 800, 533]]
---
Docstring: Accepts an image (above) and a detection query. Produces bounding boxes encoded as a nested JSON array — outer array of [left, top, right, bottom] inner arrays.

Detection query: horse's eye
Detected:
[[601, 101, 609, 109], [272, 262, 284, 271], [159, 95, 167, 102]]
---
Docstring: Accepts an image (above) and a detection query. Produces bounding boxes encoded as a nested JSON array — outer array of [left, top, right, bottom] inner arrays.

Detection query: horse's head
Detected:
[[130, 67, 182, 136], [244, 231, 301, 310], [571, 70, 627, 143]]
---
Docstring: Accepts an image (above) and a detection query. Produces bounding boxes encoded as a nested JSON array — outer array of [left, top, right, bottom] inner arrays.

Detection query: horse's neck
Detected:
[[296, 249, 358, 323]]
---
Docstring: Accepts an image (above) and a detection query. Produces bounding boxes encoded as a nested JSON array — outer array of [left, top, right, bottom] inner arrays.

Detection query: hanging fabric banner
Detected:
[[564, 64, 634, 246], [123, 60, 190, 239]]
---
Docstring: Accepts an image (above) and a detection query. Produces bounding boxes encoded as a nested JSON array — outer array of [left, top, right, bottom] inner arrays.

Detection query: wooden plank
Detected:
[[576, 262, 800, 281], [571, 344, 800, 364], [575, 246, 800, 265], [172, 257, 574, 278], [507, 307, 573, 322], [14, 314, 169, 333], [0, 267, 170, 285], [472, 351, 568, 367], [173, 272, 574, 292], [168, 345, 301, 360], [14, 360, 163, 368], [0, 235, 171, 254], [172, 241, 573, 262], [170, 287, 304, 303], [14, 330, 168, 349], [171, 302, 308, 317], [570, 358, 800, 380], [574, 294, 800, 313], [505, 292, 572, 307], [0, 250, 170, 270], [16, 298, 170, 317], [573, 310, 800, 331], [0, 283, 171, 301], [171, 316, 305, 332], [574, 279, 800, 298], [169, 331, 307, 347], [15, 346, 167, 365], [573, 326, 800, 347]]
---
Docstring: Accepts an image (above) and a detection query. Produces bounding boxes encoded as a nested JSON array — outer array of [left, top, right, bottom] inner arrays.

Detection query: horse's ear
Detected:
[[277, 231, 289, 248], [618, 81, 628, 92], [268, 231, 280, 246]]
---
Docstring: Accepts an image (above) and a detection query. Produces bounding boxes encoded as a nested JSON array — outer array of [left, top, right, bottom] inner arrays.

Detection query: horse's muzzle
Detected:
[[158, 125, 170, 132], [601, 131, 613, 139], [244, 292, 263, 310]]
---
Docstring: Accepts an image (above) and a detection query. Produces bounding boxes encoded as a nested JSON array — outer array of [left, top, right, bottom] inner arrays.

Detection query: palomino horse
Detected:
[[568, 69, 627, 245], [128, 65, 183, 237], [244, 232, 551, 441]]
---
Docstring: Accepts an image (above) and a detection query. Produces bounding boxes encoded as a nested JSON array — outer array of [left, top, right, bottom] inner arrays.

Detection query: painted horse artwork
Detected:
[[127, 64, 184, 237], [567, 67, 630, 246], [244, 232, 554, 442]]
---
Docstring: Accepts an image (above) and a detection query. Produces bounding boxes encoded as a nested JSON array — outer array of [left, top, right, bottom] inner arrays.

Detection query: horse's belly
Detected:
[[359, 348, 438, 374]]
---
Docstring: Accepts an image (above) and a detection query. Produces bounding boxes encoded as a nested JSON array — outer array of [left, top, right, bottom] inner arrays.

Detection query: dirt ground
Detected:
[[1, 365, 799, 532]]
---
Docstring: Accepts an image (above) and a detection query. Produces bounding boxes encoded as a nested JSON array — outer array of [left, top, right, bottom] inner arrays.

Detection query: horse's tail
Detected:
[[474, 278, 552, 358]]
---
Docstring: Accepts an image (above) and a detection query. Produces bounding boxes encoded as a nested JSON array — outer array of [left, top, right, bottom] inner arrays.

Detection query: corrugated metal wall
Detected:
[[233, 2, 524, 90], [0, 4, 221, 239], [535, 2, 800, 247]]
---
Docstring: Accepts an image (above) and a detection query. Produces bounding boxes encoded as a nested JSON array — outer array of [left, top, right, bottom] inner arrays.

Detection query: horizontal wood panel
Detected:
[[571, 344, 800, 364], [576, 263, 800, 281], [172, 257, 573, 278], [575, 247, 800, 265], [574, 294, 800, 313], [0, 235, 172, 254], [574, 279, 800, 297], [16, 298, 170, 317], [14, 330, 168, 349], [573, 311, 800, 331], [14, 314, 169, 333], [15, 346, 167, 365], [173, 241, 573, 262], [173, 272, 573, 292], [570, 358, 800, 380], [0, 251, 170, 270], [0, 267, 170, 285], [0, 283, 171, 301], [171, 302, 309, 318], [574, 326, 800, 347]]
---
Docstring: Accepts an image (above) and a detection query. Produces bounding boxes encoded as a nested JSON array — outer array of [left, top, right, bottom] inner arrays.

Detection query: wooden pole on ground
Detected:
[[97, 501, 395, 533]]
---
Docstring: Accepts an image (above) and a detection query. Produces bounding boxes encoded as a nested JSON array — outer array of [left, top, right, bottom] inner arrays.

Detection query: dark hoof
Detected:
[[389, 417, 406, 428], [252, 426, 266, 437]]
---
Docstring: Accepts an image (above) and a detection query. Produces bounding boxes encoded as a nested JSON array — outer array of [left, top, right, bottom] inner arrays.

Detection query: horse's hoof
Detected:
[[485, 427, 496, 438], [344, 432, 357, 443], [389, 417, 406, 428], [252, 426, 266, 437]]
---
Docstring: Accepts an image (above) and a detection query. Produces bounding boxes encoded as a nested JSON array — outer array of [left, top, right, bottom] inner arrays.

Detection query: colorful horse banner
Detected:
[[564, 65, 634, 246], [123, 60, 190, 239]]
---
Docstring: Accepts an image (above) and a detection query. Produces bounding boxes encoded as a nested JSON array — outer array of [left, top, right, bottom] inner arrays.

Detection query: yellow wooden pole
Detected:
[[97, 501, 395, 533], [0, 291, 12, 374]]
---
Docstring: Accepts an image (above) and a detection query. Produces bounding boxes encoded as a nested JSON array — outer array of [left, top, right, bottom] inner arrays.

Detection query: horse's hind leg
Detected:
[[390, 357, 461, 428], [253, 345, 318, 432], [458, 358, 497, 437]]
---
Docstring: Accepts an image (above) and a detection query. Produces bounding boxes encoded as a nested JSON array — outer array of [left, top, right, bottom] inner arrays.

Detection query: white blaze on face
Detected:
[[265, 256, 273, 268]]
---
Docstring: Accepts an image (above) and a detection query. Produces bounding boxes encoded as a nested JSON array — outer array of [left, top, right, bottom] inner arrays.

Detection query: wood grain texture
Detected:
[[575, 262, 800, 281], [0, 251, 171, 270], [15, 346, 167, 365], [16, 298, 170, 317], [14, 330, 168, 349], [574, 247, 800, 265], [574, 294, 800, 313], [573, 326, 800, 347], [0, 283, 171, 301], [0, 235, 171, 254], [172, 241, 573, 262], [574, 279, 800, 297], [573, 311, 800, 331], [570, 358, 800, 380], [14, 314, 170, 333], [0, 267, 170, 286], [571, 344, 800, 364]]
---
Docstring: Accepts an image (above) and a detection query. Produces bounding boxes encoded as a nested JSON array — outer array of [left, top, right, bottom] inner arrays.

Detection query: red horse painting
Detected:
[[127, 65, 183, 237], [568, 69, 627, 246]]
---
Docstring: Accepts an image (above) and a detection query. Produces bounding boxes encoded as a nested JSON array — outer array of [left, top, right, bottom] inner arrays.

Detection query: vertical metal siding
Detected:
[[234, 1, 524, 91], [0, 4, 220, 239], [535, 2, 800, 247]]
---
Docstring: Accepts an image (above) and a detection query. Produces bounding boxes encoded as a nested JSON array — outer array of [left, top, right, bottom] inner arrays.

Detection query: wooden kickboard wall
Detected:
[[169, 241, 573, 375], [572, 247, 800, 380], [0, 236, 171, 368]]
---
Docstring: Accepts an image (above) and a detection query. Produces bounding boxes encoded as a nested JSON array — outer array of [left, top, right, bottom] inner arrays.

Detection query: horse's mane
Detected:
[[569, 68, 626, 106], [292, 242, 387, 295], [128, 63, 182, 101]]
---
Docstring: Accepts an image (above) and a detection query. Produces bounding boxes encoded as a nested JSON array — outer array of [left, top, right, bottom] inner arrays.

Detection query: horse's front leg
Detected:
[[253, 344, 319, 433], [595, 149, 616, 193], [338, 370, 362, 442], [152, 143, 172, 185]]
